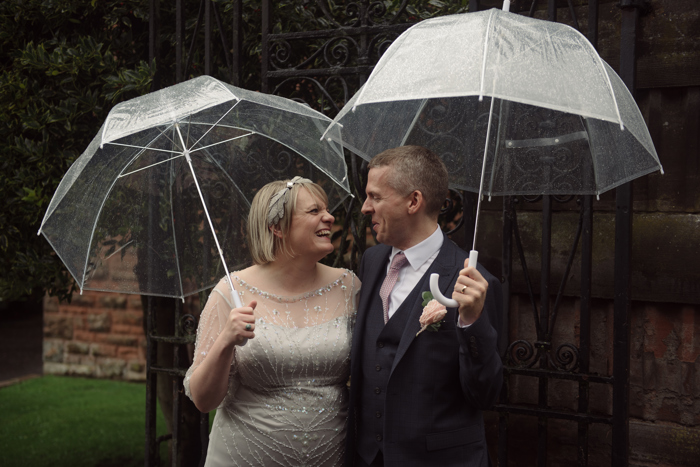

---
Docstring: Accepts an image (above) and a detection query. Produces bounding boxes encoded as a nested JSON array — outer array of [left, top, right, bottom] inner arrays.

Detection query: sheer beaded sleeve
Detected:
[[183, 278, 240, 405]]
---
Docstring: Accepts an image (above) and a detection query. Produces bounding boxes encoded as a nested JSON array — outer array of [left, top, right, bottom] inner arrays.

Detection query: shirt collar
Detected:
[[389, 225, 443, 271]]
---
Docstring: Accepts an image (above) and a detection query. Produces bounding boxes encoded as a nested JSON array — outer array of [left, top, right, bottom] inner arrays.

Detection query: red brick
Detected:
[[644, 306, 675, 359], [87, 312, 112, 332], [111, 324, 144, 336], [43, 295, 60, 313], [127, 296, 143, 310], [658, 397, 680, 423], [66, 341, 90, 355], [70, 294, 96, 307], [95, 333, 139, 347], [44, 315, 73, 339], [91, 343, 118, 357], [62, 305, 94, 315], [112, 311, 143, 326], [74, 330, 96, 342], [679, 306, 699, 363], [117, 347, 139, 360], [73, 316, 86, 330], [99, 295, 127, 309]]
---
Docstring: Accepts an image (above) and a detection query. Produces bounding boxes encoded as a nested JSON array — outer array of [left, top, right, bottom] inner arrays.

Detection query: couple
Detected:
[[184, 145, 503, 467]]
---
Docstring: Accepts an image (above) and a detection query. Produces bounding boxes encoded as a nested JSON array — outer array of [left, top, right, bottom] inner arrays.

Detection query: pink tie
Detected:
[[380, 252, 408, 323]]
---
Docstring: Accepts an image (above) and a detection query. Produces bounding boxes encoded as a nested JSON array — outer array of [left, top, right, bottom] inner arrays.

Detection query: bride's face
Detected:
[[286, 188, 335, 260]]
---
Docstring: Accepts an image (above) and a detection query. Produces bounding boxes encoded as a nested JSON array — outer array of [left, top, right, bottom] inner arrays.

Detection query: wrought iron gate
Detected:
[[144, 1, 649, 465]]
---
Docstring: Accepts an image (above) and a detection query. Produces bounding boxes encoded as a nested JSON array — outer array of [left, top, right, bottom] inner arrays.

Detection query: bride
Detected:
[[185, 177, 360, 466]]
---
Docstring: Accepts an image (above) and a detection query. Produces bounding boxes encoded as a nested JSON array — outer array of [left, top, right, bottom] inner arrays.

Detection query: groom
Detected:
[[347, 146, 503, 467]]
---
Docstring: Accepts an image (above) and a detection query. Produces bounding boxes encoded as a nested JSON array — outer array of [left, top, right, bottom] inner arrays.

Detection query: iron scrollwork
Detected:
[[506, 339, 537, 368], [180, 313, 198, 338], [506, 339, 580, 372]]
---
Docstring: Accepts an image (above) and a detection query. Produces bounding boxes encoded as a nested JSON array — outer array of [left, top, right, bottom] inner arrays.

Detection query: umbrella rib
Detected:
[[102, 240, 135, 261], [167, 157, 186, 302], [400, 99, 427, 146], [478, 9, 497, 101], [80, 129, 171, 292], [118, 154, 185, 178], [188, 131, 256, 154], [195, 148, 252, 210], [596, 60, 624, 130], [487, 98, 508, 200], [187, 100, 242, 151], [105, 142, 183, 154], [474, 15, 622, 126], [579, 116, 602, 199], [472, 96, 497, 251]]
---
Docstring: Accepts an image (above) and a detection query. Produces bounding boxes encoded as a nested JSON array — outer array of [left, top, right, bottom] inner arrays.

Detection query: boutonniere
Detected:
[[416, 292, 447, 336]]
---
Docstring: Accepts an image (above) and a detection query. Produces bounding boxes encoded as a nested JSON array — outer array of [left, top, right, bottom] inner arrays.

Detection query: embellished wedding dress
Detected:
[[184, 269, 360, 467]]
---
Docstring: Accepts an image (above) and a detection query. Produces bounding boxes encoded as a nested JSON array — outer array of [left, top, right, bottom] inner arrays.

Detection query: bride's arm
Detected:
[[184, 279, 257, 413]]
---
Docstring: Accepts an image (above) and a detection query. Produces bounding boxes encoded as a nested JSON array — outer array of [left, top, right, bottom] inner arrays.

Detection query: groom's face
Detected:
[[361, 165, 412, 248]]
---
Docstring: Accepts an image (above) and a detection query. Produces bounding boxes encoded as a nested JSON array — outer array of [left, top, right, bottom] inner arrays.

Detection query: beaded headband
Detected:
[[267, 176, 311, 227]]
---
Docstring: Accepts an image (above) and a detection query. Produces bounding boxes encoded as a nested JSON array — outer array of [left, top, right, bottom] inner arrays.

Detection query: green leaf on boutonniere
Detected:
[[421, 291, 434, 307], [427, 322, 442, 332]]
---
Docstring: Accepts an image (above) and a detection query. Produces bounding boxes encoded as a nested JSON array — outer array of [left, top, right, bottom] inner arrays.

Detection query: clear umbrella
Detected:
[[39, 76, 351, 307], [322, 5, 662, 306]]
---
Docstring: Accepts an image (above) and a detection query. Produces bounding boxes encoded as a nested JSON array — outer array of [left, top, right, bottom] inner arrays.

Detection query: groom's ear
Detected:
[[407, 190, 424, 215]]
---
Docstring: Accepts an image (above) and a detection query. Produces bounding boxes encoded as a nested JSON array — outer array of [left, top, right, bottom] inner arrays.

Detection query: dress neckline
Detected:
[[232, 269, 350, 303]]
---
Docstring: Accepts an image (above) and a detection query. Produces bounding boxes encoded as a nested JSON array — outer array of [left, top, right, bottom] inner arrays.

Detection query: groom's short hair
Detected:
[[369, 145, 448, 216]]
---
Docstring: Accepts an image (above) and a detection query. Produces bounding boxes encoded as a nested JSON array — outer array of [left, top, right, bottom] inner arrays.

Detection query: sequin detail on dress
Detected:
[[184, 269, 360, 467]]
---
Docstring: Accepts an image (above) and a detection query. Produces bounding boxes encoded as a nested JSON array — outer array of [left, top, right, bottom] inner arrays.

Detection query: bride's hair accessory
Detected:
[[267, 176, 310, 227]]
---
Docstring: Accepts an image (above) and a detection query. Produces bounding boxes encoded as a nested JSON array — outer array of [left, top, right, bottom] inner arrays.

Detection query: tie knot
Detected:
[[390, 252, 408, 270]]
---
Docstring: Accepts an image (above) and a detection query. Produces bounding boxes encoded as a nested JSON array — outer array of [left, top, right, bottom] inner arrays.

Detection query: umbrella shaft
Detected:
[[473, 96, 496, 251], [176, 123, 243, 308]]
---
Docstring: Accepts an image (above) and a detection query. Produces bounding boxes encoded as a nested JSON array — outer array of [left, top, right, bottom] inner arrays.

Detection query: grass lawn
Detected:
[[0, 375, 171, 467]]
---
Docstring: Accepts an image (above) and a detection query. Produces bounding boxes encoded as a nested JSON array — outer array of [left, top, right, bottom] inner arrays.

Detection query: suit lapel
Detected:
[[390, 236, 462, 376]]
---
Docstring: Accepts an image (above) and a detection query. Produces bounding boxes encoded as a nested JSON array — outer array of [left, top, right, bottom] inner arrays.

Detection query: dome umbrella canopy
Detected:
[[40, 76, 351, 302]]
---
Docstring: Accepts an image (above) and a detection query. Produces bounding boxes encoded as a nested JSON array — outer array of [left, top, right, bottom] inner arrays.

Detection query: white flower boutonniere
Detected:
[[416, 291, 447, 336]]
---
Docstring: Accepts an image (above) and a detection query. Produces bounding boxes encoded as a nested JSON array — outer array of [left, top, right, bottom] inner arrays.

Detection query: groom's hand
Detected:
[[452, 259, 488, 326]]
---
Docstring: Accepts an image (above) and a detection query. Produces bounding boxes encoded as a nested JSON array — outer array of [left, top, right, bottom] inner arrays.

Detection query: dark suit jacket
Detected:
[[347, 234, 503, 466]]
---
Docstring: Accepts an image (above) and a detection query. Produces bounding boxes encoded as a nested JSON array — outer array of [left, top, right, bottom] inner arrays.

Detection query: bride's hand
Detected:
[[222, 300, 257, 347]]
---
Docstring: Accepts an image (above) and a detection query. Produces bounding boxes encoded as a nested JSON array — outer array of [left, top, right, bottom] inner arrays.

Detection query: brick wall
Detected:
[[499, 294, 700, 466], [43, 291, 147, 381]]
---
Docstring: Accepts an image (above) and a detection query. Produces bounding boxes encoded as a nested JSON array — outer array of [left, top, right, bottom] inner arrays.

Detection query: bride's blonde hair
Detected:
[[246, 178, 328, 265]]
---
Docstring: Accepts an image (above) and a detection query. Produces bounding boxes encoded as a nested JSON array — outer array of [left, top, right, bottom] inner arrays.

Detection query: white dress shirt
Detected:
[[385, 225, 443, 320]]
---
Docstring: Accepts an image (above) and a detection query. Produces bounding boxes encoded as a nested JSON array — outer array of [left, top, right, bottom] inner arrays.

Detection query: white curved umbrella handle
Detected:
[[429, 250, 479, 307]]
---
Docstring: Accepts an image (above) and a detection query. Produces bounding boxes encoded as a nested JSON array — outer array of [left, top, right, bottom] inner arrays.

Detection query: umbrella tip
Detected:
[[36, 229, 41, 236], [478, 95, 484, 102], [660, 166, 665, 175], [502, 0, 511, 12]]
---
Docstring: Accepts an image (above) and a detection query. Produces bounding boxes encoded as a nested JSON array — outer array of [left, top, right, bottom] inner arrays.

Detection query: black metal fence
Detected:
[[143, 1, 649, 465]]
